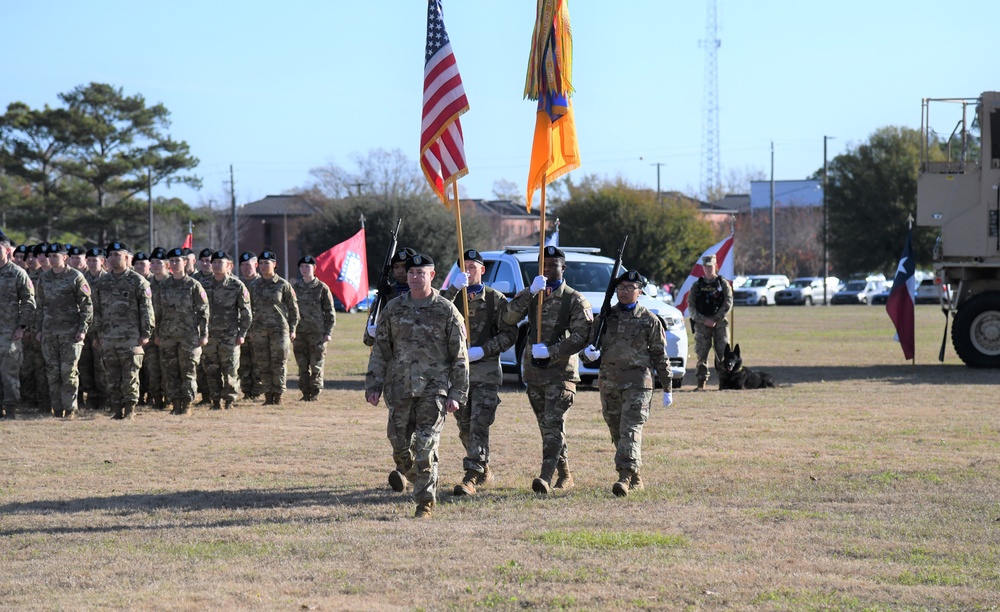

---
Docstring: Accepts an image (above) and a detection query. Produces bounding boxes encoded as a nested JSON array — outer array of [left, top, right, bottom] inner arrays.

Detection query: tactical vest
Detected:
[[452, 288, 497, 348], [695, 277, 726, 316], [527, 286, 578, 344]]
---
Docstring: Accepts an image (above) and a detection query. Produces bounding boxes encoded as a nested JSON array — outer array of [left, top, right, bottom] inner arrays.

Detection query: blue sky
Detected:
[[2, 1, 993, 208]]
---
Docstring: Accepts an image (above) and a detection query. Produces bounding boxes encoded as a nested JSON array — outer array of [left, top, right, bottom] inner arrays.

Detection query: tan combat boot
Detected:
[[554, 460, 574, 490], [112, 405, 125, 420], [181, 401, 193, 415], [388, 470, 408, 493], [630, 471, 644, 491], [414, 500, 435, 518], [224, 399, 233, 410], [453, 470, 479, 496], [532, 464, 555, 495], [474, 464, 493, 487], [696, 379, 707, 391], [170, 400, 181, 415], [272, 393, 283, 407], [613, 469, 633, 497]]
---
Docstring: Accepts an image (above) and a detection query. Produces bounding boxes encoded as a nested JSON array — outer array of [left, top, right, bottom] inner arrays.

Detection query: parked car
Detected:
[[355, 289, 378, 312], [732, 274, 790, 306], [443, 246, 688, 387], [774, 276, 842, 305], [868, 280, 894, 305], [831, 275, 886, 305], [915, 278, 945, 304]]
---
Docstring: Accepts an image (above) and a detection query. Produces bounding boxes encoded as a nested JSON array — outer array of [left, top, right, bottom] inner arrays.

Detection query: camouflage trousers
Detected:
[[101, 342, 144, 409], [41, 333, 83, 414], [203, 337, 241, 403], [694, 321, 729, 383], [388, 394, 447, 504], [238, 342, 254, 396], [526, 381, 576, 481], [143, 343, 163, 400], [78, 334, 108, 408], [600, 385, 652, 472], [20, 333, 49, 408], [250, 328, 289, 395], [293, 332, 328, 398], [454, 382, 501, 474], [0, 332, 24, 409], [159, 336, 202, 403]]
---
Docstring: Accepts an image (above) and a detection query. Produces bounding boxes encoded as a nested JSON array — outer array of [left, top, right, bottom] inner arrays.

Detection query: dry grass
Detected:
[[1, 305, 998, 610]]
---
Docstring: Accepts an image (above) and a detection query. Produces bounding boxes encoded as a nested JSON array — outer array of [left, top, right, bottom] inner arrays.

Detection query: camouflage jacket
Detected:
[[503, 282, 592, 385], [689, 276, 733, 324], [35, 267, 93, 337], [293, 277, 335, 337], [592, 304, 670, 389], [362, 282, 410, 347], [205, 274, 252, 341], [0, 261, 36, 334], [442, 285, 518, 385], [153, 275, 209, 340], [93, 269, 154, 345], [249, 274, 299, 334], [366, 290, 469, 404]]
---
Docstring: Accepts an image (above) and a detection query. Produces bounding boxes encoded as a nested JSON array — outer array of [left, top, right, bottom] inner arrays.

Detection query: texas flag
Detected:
[[315, 228, 369, 311], [886, 228, 916, 360], [675, 233, 735, 317]]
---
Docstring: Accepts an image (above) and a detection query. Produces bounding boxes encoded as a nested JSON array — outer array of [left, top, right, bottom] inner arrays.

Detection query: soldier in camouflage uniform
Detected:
[[13, 244, 28, 268], [132, 250, 152, 403], [35, 243, 93, 419], [583, 270, 673, 497], [366, 253, 469, 519], [153, 247, 209, 415], [20, 244, 49, 411], [363, 247, 416, 347], [248, 250, 299, 406], [68, 246, 87, 272], [79, 247, 109, 411], [502, 246, 593, 495], [689, 254, 732, 391], [144, 248, 170, 410], [193, 248, 213, 284], [132, 251, 150, 278], [203, 250, 252, 410], [0, 231, 36, 419], [92, 242, 154, 420], [443, 249, 518, 496], [237, 252, 260, 400], [193, 247, 215, 406], [292, 255, 335, 401]]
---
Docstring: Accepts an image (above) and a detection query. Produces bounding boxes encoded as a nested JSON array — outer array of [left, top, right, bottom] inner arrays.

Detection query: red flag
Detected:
[[675, 233, 736, 317], [315, 228, 369, 311], [886, 228, 916, 360], [420, 0, 470, 205], [181, 233, 193, 250]]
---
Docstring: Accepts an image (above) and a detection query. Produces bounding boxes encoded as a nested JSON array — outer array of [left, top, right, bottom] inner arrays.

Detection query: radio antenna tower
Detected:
[[699, 0, 721, 198]]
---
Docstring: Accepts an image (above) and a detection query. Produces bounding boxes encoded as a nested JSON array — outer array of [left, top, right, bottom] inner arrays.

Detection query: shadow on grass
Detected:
[[757, 364, 996, 385]]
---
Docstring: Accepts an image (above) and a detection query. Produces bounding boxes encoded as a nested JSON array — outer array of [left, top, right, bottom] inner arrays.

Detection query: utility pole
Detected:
[[147, 169, 153, 252], [650, 162, 665, 202], [350, 182, 368, 197], [823, 136, 833, 305], [770, 141, 776, 274], [230, 165, 238, 259]]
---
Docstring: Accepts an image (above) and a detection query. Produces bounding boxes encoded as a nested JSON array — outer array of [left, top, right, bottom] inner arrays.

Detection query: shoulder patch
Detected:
[[199, 288, 207, 301], [144, 286, 152, 298], [81, 282, 91, 296], [243, 288, 250, 301], [583, 308, 594, 322]]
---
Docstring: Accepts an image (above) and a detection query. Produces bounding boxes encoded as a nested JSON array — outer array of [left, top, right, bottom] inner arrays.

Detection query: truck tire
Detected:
[[952, 292, 1000, 368]]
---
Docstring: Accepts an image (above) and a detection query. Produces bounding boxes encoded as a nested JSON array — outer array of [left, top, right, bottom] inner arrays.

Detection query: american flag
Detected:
[[420, 0, 469, 205]]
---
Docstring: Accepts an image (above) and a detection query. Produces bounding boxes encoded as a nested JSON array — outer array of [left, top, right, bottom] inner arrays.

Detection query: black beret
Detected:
[[167, 247, 185, 259], [149, 248, 167, 260], [86, 247, 105, 258], [48, 243, 68, 255], [68, 246, 86, 256], [616, 269, 647, 288], [211, 250, 231, 262], [133, 251, 149, 262], [199, 248, 213, 259], [181, 248, 194, 257], [461, 249, 485, 266], [544, 246, 566, 259], [393, 247, 417, 263], [106, 241, 129, 254], [31, 244, 48, 256], [259, 250, 277, 261], [405, 252, 434, 270], [0, 229, 8, 244], [239, 252, 256, 262], [14, 245, 29, 254], [298, 255, 317, 266]]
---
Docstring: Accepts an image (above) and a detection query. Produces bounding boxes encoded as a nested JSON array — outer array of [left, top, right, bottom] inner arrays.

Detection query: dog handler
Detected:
[[689, 254, 733, 391]]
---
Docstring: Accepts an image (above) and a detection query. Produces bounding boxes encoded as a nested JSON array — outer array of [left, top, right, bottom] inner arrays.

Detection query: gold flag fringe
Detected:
[[523, 0, 574, 101]]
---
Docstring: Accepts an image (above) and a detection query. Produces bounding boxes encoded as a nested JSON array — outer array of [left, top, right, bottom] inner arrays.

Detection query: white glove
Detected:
[[584, 345, 601, 361], [663, 390, 673, 408], [529, 275, 547, 295], [467, 346, 485, 362], [531, 343, 550, 359], [366, 323, 377, 337], [450, 272, 469, 290]]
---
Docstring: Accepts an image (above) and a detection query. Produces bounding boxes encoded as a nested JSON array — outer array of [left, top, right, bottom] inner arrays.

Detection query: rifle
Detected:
[[591, 235, 629, 350], [365, 218, 402, 333]]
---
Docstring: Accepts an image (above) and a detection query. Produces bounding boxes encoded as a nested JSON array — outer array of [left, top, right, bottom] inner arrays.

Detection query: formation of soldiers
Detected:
[[365, 245, 675, 518], [0, 232, 334, 420]]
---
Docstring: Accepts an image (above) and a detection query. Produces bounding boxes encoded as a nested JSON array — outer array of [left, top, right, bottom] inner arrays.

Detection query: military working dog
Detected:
[[715, 344, 775, 390]]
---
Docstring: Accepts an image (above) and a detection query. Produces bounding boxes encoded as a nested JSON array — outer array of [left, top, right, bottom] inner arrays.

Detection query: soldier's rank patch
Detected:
[[583, 308, 594, 321]]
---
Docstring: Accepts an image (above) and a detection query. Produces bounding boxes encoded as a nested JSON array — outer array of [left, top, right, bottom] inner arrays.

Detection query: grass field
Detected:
[[1, 305, 998, 610]]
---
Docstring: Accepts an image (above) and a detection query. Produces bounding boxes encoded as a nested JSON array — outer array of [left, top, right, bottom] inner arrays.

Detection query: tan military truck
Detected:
[[917, 92, 1000, 367]]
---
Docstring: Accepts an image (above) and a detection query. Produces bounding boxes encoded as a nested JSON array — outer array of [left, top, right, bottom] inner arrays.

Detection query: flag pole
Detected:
[[536, 180, 547, 344], [451, 183, 471, 341], [729, 219, 736, 347]]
